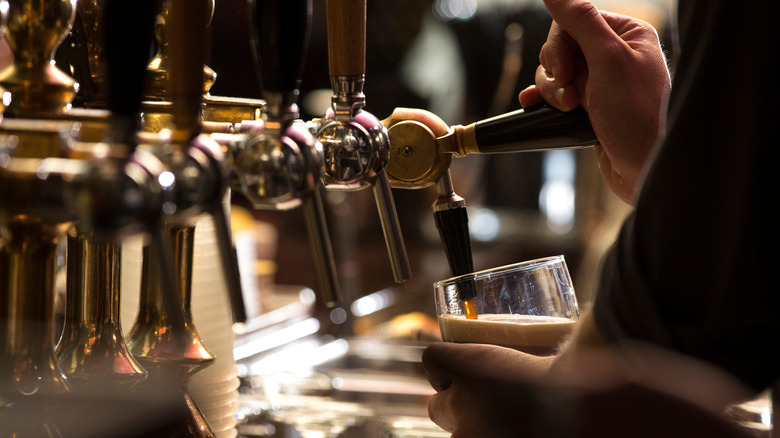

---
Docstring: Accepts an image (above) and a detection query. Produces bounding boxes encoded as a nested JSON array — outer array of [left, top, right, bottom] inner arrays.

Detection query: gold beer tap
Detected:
[[142, 0, 264, 133], [314, 0, 412, 284], [123, 0, 255, 434], [0, 125, 79, 436], [53, 0, 163, 396], [0, 0, 113, 143], [381, 105, 597, 313], [0, 0, 77, 118]]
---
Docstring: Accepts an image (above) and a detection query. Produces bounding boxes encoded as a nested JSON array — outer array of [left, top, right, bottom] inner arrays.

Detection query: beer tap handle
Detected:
[[384, 104, 598, 189], [168, 0, 211, 139], [454, 104, 597, 156], [374, 170, 412, 283], [248, 0, 341, 305], [324, 0, 411, 283], [168, 0, 247, 323], [249, 0, 311, 110], [303, 189, 340, 307], [104, 0, 157, 147], [326, 0, 365, 79], [100, 0, 190, 331]]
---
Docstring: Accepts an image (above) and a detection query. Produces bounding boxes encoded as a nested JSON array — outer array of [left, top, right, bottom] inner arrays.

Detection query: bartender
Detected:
[[422, 0, 779, 436]]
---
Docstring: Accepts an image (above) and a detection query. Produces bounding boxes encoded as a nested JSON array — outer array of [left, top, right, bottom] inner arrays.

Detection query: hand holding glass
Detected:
[[434, 256, 579, 355]]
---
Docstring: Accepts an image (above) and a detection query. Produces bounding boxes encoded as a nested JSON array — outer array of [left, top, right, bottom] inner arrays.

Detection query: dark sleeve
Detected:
[[592, 0, 780, 391]]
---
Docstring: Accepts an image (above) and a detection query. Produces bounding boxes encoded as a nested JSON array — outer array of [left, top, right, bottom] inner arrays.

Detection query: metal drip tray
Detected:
[[236, 334, 442, 437]]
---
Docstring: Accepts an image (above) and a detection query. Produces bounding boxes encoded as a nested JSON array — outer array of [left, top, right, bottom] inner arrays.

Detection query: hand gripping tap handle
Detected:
[[325, 0, 412, 283], [168, 0, 248, 323], [467, 104, 596, 154], [250, 0, 341, 305]]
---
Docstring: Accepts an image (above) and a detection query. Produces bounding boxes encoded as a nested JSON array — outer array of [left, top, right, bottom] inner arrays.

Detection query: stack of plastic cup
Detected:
[[188, 215, 240, 438], [119, 213, 241, 437]]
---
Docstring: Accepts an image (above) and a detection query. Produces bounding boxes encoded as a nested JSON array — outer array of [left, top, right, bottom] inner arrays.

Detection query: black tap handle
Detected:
[[249, 0, 311, 99], [104, 0, 157, 145], [434, 206, 476, 300], [473, 104, 597, 154]]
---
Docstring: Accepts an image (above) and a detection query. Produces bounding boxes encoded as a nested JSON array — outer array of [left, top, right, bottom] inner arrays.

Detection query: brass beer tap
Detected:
[[0, 0, 78, 117], [381, 105, 597, 311]]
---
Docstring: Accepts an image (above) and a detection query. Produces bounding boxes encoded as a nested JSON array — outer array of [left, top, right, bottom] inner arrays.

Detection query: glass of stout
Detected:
[[434, 255, 579, 355]]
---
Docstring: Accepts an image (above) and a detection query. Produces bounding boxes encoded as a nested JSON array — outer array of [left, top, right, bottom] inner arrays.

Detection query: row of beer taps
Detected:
[[0, 0, 598, 435], [0, 0, 416, 434]]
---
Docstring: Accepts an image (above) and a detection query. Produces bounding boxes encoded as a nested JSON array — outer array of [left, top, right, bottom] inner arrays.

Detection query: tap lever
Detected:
[[374, 170, 412, 283], [245, 0, 342, 304], [466, 104, 597, 155], [383, 104, 598, 189], [211, 199, 249, 323], [303, 188, 341, 306], [320, 0, 411, 283]]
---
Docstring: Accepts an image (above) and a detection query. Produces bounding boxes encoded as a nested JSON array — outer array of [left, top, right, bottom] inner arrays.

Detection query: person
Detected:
[[422, 0, 780, 436]]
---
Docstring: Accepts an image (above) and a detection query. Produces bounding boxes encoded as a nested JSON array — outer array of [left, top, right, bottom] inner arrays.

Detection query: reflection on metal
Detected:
[[0, 0, 78, 117], [56, 228, 148, 392]]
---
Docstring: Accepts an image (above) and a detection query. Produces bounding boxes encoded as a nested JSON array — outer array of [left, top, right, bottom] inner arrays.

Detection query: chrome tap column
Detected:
[[228, 0, 341, 306], [316, 0, 411, 284]]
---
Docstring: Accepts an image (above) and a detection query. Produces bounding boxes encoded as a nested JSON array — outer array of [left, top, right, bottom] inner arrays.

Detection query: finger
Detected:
[[542, 0, 623, 63], [533, 64, 580, 111], [422, 343, 454, 391], [427, 390, 455, 432], [425, 342, 552, 381], [539, 22, 578, 85], [518, 84, 542, 108]]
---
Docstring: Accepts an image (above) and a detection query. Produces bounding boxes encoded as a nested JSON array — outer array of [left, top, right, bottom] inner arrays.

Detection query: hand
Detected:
[[519, 0, 670, 204], [422, 341, 755, 437], [422, 342, 553, 437]]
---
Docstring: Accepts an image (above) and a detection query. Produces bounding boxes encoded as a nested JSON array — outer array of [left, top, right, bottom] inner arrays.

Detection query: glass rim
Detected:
[[433, 255, 566, 288]]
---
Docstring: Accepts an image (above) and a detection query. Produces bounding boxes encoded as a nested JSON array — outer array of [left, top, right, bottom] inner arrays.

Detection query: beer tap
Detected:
[[0, 0, 78, 118], [382, 105, 597, 313], [124, 0, 253, 434], [143, 0, 264, 133], [0, 125, 79, 435], [315, 0, 412, 284], [54, 0, 162, 394], [229, 0, 341, 306]]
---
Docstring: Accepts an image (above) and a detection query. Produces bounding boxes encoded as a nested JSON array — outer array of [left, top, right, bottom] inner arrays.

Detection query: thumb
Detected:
[[542, 0, 618, 62]]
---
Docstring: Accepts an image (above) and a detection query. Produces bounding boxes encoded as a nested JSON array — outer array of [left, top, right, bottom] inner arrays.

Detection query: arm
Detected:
[[423, 310, 754, 436]]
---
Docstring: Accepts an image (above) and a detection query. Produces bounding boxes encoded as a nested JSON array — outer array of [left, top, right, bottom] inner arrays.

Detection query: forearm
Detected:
[[548, 308, 753, 412]]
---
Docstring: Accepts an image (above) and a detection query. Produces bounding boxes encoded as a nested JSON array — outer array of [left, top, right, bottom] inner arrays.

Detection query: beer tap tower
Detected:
[[228, 0, 341, 306], [315, 0, 412, 284]]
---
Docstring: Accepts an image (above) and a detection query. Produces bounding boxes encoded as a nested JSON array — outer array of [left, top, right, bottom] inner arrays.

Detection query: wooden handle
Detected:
[[168, 0, 211, 136], [326, 0, 365, 77]]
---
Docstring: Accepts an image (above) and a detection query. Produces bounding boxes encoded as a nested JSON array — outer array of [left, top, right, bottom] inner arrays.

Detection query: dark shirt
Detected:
[[592, 1, 780, 391]]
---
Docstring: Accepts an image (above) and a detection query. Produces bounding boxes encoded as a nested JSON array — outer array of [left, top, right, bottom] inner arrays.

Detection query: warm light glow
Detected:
[[470, 208, 500, 242], [433, 0, 477, 21], [351, 289, 396, 317]]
